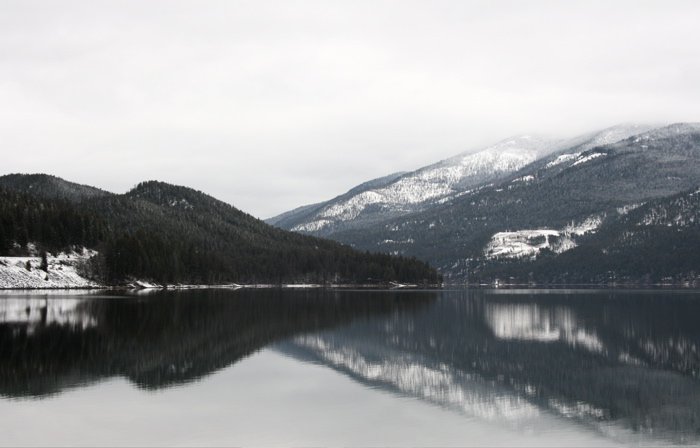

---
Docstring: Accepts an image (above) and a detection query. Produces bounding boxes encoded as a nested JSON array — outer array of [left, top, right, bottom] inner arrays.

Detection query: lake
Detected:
[[1, 288, 699, 446]]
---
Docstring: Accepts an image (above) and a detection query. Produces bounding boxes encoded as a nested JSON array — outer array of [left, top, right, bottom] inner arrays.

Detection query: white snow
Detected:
[[293, 136, 552, 231], [638, 189, 700, 227], [571, 152, 606, 167], [319, 191, 385, 221], [511, 175, 535, 183], [484, 230, 561, 260], [545, 153, 580, 169], [284, 124, 662, 233], [379, 238, 414, 245], [484, 215, 604, 260], [292, 219, 332, 232], [0, 248, 99, 289], [543, 124, 655, 170], [563, 215, 604, 235], [314, 145, 539, 225]]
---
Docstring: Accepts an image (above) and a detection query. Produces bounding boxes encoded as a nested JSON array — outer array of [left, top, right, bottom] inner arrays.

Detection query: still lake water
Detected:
[[1, 288, 699, 446]]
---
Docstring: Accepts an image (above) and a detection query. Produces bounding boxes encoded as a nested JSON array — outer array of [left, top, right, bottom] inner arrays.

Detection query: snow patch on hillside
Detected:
[[292, 219, 332, 232], [484, 230, 561, 260], [484, 215, 604, 260], [0, 249, 99, 289], [320, 191, 384, 220], [512, 175, 535, 183], [640, 206, 698, 227], [563, 215, 604, 235], [545, 153, 580, 169], [379, 238, 414, 245], [571, 152, 607, 167]]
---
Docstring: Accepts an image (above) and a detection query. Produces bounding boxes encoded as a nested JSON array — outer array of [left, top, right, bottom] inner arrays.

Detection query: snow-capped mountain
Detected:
[[272, 122, 700, 283], [270, 124, 658, 237], [293, 137, 545, 232], [270, 135, 568, 235]]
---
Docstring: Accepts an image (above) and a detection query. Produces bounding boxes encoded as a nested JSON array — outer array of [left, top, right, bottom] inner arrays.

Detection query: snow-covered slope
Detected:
[[272, 124, 659, 236], [483, 215, 604, 260], [277, 135, 563, 234], [574, 123, 659, 151], [0, 249, 100, 289], [538, 124, 660, 172]]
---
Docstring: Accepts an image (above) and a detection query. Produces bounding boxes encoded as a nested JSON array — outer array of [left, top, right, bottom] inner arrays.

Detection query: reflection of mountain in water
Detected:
[[0, 296, 97, 333], [0, 289, 436, 398], [280, 290, 700, 443]]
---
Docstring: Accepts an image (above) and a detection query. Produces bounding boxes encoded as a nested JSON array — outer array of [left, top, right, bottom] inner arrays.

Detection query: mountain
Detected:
[[268, 135, 559, 235], [479, 186, 700, 284], [0, 177, 440, 286], [266, 171, 407, 228], [269, 124, 656, 237], [272, 123, 700, 284], [0, 173, 111, 202]]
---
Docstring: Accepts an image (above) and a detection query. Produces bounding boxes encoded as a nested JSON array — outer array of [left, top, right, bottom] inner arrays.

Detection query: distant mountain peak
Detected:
[[273, 134, 565, 234], [269, 122, 700, 283], [127, 180, 235, 213], [0, 173, 111, 202]]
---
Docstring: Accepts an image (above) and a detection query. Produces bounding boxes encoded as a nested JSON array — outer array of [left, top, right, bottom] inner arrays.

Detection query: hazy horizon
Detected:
[[2, 1, 699, 217]]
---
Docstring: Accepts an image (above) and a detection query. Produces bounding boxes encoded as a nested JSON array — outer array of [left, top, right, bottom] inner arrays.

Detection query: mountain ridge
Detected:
[[268, 124, 658, 236], [0, 176, 440, 287], [0, 173, 112, 202], [271, 122, 700, 284]]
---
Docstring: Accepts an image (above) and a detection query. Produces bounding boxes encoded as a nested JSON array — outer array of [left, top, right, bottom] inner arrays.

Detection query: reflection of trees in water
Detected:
[[282, 290, 700, 442], [0, 289, 436, 398], [2, 288, 699, 441]]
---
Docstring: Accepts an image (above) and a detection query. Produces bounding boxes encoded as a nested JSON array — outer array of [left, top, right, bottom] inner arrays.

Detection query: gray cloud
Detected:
[[1, 0, 699, 217]]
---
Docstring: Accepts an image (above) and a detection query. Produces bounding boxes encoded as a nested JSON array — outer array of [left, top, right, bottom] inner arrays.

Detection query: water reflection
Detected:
[[1, 289, 699, 444], [485, 303, 605, 352], [0, 296, 97, 333], [280, 290, 700, 444], [0, 289, 435, 398]]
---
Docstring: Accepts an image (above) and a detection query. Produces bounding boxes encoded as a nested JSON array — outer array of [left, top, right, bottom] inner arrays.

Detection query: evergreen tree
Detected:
[[40, 251, 48, 272]]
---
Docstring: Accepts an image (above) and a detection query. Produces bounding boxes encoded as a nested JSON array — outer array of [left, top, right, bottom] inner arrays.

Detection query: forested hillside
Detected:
[[0, 187, 106, 255], [0, 173, 110, 201], [274, 123, 700, 284], [269, 124, 654, 236], [0, 176, 440, 286]]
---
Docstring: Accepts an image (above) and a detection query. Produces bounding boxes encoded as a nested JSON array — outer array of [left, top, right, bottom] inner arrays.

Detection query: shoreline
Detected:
[[0, 282, 443, 292], [2, 282, 700, 292]]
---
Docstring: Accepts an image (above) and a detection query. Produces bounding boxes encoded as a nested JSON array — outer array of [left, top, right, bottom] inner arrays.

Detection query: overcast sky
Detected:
[[1, 1, 699, 218]]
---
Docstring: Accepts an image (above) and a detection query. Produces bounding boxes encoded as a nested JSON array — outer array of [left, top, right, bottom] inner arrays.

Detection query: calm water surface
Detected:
[[1, 288, 699, 446]]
